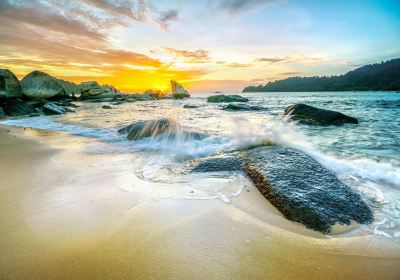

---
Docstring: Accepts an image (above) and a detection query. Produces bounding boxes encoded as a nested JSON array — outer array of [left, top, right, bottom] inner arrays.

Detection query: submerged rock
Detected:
[[222, 103, 261, 111], [171, 80, 190, 99], [207, 95, 249, 103], [1, 99, 35, 116], [0, 69, 22, 98], [284, 104, 358, 125], [183, 104, 199, 109], [119, 118, 205, 141], [102, 105, 112, 109], [190, 146, 373, 233], [21, 71, 67, 99]]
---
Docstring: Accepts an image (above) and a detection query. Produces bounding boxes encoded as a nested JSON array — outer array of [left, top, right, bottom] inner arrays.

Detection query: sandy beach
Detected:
[[1, 125, 399, 280]]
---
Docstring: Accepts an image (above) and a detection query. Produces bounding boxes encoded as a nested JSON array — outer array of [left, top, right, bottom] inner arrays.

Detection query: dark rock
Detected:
[[222, 103, 261, 111], [21, 71, 67, 99], [190, 153, 243, 173], [284, 104, 358, 125], [183, 104, 199, 109], [42, 102, 68, 115], [0, 108, 6, 119], [190, 146, 373, 233], [207, 95, 249, 103], [1, 99, 35, 116], [102, 105, 112, 109], [0, 69, 22, 98], [119, 118, 206, 141]]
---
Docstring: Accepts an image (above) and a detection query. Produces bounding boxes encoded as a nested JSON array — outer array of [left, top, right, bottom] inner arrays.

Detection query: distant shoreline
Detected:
[[243, 58, 400, 93]]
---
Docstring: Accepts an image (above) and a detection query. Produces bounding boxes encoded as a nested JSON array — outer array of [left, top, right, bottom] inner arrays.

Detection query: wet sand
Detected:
[[1, 125, 400, 280]]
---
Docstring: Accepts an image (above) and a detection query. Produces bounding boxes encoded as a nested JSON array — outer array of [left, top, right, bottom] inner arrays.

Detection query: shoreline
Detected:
[[1, 125, 400, 279]]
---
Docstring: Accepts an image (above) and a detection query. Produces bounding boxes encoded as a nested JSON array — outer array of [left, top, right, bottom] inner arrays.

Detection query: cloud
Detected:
[[156, 9, 179, 31], [225, 62, 252, 68], [0, 0, 207, 92], [255, 55, 324, 65], [161, 47, 210, 63], [255, 57, 288, 63], [210, 0, 282, 14]]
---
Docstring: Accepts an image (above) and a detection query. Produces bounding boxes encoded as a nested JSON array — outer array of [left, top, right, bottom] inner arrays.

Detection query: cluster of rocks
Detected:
[[79, 81, 120, 100], [0, 68, 192, 118], [205, 93, 358, 125], [115, 114, 371, 233], [0, 69, 80, 118]]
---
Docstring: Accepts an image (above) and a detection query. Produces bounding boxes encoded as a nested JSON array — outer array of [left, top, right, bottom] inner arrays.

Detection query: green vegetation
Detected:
[[243, 58, 400, 92]]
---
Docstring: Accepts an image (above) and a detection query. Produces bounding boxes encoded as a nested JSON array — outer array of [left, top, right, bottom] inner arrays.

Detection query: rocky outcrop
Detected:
[[207, 95, 249, 103], [190, 146, 373, 233], [42, 102, 70, 115], [79, 81, 120, 100], [222, 103, 262, 111], [0, 69, 22, 98], [1, 99, 36, 116], [284, 104, 358, 125], [112, 93, 155, 103], [21, 71, 68, 99], [171, 80, 190, 99], [143, 89, 162, 99], [58, 79, 81, 97], [119, 118, 206, 141]]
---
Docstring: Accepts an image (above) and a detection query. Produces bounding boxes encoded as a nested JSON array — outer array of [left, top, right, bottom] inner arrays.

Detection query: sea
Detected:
[[2, 91, 400, 240]]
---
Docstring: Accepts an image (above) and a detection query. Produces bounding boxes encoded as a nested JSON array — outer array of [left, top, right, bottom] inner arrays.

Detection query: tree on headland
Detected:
[[242, 58, 400, 92]]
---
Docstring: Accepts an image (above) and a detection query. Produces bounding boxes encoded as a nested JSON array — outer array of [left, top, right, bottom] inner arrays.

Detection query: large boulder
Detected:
[[21, 71, 67, 99], [190, 146, 373, 233], [1, 99, 36, 116], [58, 79, 81, 97], [171, 80, 190, 99], [118, 118, 205, 141], [79, 81, 120, 100], [0, 69, 22, 98], [207, 95, 249, 103], [284, 104, 358, 125]]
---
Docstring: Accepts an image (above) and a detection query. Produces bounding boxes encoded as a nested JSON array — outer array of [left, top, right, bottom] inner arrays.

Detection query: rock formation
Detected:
[[118, 118, 205, 141], [171, 80, 190, 99], [190, 146, 373, 233], [222, 103, 262, 111], [284, 104, 358, 125], [21, 71, 68, 99], [0, 69, 22, 98], [207, 95, 249, 103], [79, 81, 120, 100]]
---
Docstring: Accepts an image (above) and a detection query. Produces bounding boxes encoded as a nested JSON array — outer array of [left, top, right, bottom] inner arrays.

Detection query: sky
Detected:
[[0, 0, 399, 93]]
